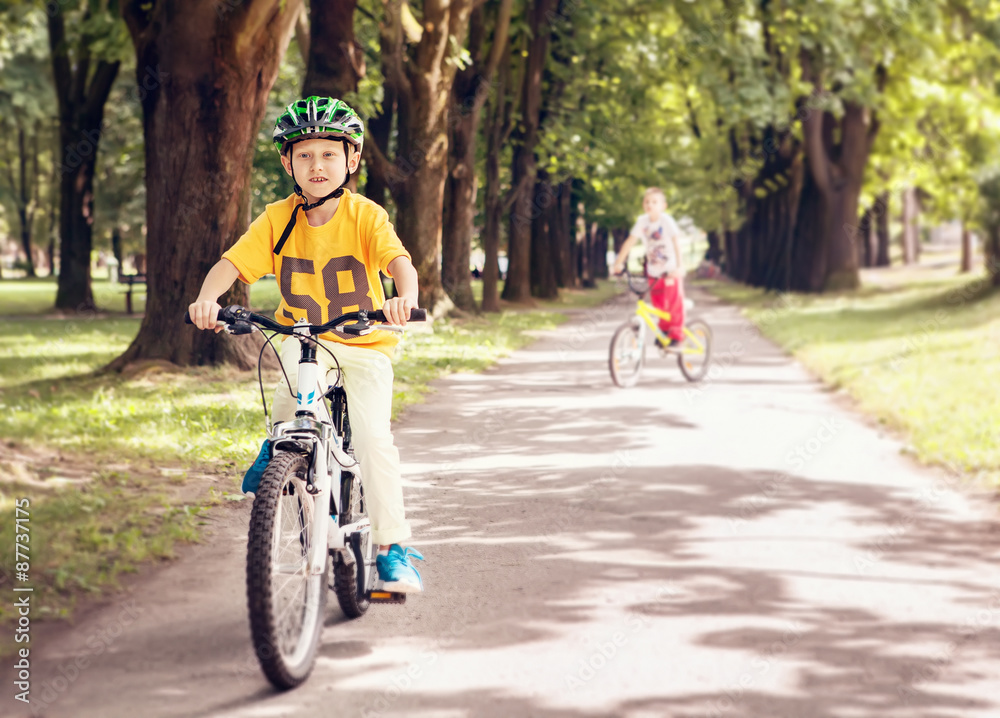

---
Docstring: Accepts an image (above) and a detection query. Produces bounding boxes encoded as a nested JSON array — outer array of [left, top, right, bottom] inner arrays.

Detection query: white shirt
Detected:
[[629, 212, 681, 277]]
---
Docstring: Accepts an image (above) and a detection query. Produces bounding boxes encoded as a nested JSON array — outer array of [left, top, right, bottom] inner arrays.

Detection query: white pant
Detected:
[[271, 337, 411, 546]]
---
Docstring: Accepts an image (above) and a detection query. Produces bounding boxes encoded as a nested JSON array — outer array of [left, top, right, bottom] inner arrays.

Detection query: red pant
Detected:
[[649, 275, 684, 341]]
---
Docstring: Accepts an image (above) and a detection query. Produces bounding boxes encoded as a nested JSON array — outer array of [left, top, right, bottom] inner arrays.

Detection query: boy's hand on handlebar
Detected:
[[382, 296, 416, 326], [188, 299, 224, 332], [612, 261, 624, 276]]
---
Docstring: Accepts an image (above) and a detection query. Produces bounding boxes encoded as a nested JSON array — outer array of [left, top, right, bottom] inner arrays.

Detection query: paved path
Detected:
[[5, 287, 1000, 718]]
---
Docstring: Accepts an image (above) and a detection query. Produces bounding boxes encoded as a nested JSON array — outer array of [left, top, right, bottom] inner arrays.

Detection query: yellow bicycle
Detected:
[[609, 269, 713, 387]]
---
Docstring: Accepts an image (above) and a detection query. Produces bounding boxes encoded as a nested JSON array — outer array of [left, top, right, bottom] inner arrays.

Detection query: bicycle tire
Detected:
[[609, 319, 645, 388], [246, 452, 327, 690], [677, 319, 713, 382], [333, 468, 372, 617]]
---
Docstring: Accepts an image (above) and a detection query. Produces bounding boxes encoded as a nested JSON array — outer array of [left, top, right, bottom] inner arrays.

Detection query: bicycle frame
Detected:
[[633, 298, 708, 356], [268, 321, 365, 577]]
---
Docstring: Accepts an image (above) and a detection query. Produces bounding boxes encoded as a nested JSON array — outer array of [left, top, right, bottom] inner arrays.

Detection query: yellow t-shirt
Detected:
[[222, 190, 411, 356]]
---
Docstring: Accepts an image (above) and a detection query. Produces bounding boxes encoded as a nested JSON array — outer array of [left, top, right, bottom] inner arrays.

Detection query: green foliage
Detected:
[[526, 0, 1000, 255], [0, 11, 57, 258]]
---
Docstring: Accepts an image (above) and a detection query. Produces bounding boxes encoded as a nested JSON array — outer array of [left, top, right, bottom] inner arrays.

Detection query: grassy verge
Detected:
[[707, 263, 1000, 486], [0, 276, 148, 316], [0, 276, 619, 640]]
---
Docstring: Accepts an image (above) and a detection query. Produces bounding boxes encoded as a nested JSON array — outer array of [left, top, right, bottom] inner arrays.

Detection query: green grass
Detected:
[[708, 267, 1000, 485], [0, 274, 287, 317], [0, 276, 148, 315], [0, 275, 619, 641], [0, 472, 205, 631]]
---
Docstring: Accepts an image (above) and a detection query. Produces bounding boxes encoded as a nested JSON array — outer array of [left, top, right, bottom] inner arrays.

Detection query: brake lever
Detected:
[[221, 321, 255, 335], [342, 322, 374, 336]]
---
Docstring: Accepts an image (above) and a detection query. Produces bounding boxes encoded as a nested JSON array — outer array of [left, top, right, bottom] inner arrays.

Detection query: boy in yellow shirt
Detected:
[[188, 97, 424, 593]]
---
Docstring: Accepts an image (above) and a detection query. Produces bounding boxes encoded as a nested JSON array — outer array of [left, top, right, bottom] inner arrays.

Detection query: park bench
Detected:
[[121, 274, 146, 314]]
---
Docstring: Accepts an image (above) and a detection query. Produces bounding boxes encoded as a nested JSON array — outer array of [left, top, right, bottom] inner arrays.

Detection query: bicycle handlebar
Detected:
[[184, 305, 427, 335], [615, 267, 652, 296]]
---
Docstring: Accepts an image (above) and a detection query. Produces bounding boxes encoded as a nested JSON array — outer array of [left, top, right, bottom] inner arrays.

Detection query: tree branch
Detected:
[[122, 0, 155, 47], [380, 0, 413, 101], [798, 48, 832, 196], [236, 0, 302, 63], [47, 8, 72, 124], [481, 0, 514, 96], [503, 171, 531, 213], [294, 2, 310, 62], [83, 60, 121, 125], [364, 134, 408, 193], [686, 96, 702, 139]]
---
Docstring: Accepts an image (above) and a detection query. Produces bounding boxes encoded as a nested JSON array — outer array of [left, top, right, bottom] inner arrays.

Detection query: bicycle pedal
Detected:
[[368, 590, 407, 604]]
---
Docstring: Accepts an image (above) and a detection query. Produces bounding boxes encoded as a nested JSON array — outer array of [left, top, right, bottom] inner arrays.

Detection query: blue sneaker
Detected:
[[376, 545, 424, 594], [241, 440, 272, 495]]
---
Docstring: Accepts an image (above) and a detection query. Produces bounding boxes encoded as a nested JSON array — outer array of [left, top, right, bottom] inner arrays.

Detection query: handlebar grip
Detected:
[[371, 308, 427, 323], [184, 311, 193, 324]]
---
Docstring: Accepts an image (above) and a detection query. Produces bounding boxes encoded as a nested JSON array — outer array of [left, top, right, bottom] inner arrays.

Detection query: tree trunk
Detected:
[[9, 128, 38, 278], [479, 36, 514, 313], [875, 191, 890, 266], [48, 6, 121, 310], [724, 228, 742, 282], [115, 0, 301, 369], [366, 0, 475, 312], [591, 226, 609, 280], [302, 0, 362, 98], [797, 55, 882, 291], [553, 178, 575, 287], [441, 0, 512, 312], [578, 218, 595, 288], [789, 170, 826, 291], [960, 222, 973, 273], [729, 127, 804, 291], [529, 174, 558, 299], [47, 238, 56, 278], [502, 0, 557, 303], [802, 106, 873, 290], [111, 228, 123, 269], [857, 207, 872, 268], [441, 75, 479, 310], [364, 86, 395, 208], [393, 164, 452, 310], [481, 94, 504, 312], [706, 230, 722, 264], [441, 129, 477, 310], [986, 225, 1000, 287], [901, 187, 920, 265], [301, 0, 362, 195]]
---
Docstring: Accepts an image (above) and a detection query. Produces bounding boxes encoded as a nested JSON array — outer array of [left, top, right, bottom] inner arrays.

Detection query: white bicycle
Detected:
[[187, 304, 424, 689]]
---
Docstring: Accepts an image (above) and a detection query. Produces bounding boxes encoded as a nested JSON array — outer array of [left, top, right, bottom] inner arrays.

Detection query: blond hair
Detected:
[[643, 187, 666, 201]]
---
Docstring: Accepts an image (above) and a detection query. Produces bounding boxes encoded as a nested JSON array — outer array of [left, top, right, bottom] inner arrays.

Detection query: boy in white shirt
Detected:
[[612, 187, 686, 347]]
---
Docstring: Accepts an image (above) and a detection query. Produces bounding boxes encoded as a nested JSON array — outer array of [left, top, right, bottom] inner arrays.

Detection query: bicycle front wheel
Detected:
[[246, 452, 327, 690], [609, 319, 645, 388], [677, 319, 713, 382]]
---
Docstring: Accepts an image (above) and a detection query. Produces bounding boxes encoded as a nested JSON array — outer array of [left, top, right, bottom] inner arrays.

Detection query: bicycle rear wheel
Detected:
[[246, 452, 327, 690], [677, 319, 712, 382], [609, 319, 645, 388], [333, 468, 374, 617]]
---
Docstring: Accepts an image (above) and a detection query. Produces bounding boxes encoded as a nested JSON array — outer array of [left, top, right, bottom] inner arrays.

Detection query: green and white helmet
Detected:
[[272, 96, 364, 155]]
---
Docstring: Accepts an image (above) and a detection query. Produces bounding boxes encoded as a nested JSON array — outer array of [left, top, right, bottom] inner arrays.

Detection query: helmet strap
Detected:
[[273, 141, 354, 256]]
